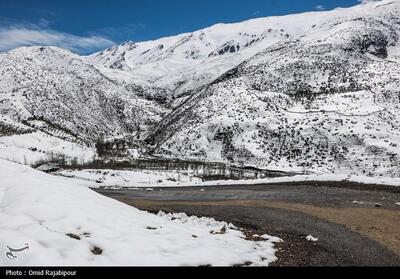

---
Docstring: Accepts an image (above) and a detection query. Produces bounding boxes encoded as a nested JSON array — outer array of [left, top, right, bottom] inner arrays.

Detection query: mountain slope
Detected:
[[1, 0, 400, 177], [88, 0, 400, 106], [0, 46, 169, 144], [146, 0, 400, 176], [86, 9, 323, 104]]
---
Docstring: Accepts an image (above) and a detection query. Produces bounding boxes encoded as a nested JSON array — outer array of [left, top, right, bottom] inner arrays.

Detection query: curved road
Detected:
[[96, 181, 400, 266]]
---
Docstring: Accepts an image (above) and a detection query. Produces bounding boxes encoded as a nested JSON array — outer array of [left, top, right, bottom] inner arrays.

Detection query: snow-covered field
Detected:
[[56, 168, 400, 189], [0, 159, 280, 266], [58, 169, 203, 188], [194, 173, 400, 188], [0, 131, 95, 166]]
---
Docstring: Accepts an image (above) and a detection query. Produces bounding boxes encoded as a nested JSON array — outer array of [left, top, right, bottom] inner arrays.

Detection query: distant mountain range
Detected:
[[1, 0, 399, 175]]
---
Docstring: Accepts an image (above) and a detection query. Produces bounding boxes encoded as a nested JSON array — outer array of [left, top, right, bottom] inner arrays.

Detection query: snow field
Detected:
[[0, 159, 280, 266]]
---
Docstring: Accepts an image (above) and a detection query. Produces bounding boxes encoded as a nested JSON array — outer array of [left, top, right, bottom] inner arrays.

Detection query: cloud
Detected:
[[315, 5, 325, 11], [0, 25, 116, 54]]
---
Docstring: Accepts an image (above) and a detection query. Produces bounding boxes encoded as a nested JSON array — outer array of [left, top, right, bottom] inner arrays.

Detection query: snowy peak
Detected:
[[144, 0, 400, 176], [87, 0, 400, 101], [91, 41, 137, 70]]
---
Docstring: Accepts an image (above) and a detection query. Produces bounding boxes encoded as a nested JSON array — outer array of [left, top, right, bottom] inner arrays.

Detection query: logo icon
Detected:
[[5, 244, 30, 260]]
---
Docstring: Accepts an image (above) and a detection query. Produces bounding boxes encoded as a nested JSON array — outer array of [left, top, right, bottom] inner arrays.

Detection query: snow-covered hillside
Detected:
[[87, 26, 290, 103], [0, 114, 96, 165], [1, 0, 399, 177], [0, 46, 169, 144], [0, 159, 280, 266], [88, 0, 399, 104], [146, 0, 400, 176]]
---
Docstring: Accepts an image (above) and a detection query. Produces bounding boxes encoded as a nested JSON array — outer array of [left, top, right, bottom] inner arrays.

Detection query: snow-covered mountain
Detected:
[[87, 10, 309, 103], [1, 0, 400, 176], [145, 0, 400, 176], [88, 0, 400, 106], [0, 46, 168, 144]]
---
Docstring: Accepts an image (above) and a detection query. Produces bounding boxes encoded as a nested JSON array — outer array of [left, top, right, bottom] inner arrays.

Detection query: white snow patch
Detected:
[[0, 132, 95, 166], [353, 201, 366, 205], [306, 235, 319, 242], [261, 235, 283, 243], [0, 159, 279, 266]]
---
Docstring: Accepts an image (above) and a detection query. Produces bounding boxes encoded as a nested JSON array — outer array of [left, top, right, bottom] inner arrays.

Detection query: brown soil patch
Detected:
[[122, 199, 400, 255]]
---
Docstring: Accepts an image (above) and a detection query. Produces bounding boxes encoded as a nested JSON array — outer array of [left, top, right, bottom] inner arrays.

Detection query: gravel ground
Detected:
[[95, 181, 400, 266]]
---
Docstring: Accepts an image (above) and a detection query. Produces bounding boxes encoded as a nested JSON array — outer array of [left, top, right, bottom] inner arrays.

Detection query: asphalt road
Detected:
[[95, 181, 400, 266]]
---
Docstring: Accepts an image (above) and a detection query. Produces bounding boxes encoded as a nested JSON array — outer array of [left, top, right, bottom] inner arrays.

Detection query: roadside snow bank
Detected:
[[0, 159, 279, 266], [205, 173, 400, 187], [200, 174, 400, 187], [58, 169, 400, 188]]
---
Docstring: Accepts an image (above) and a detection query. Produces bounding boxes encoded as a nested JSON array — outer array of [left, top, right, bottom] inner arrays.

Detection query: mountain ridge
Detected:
[[1, 0, 399, 176], [144, 0, 400, 175]]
